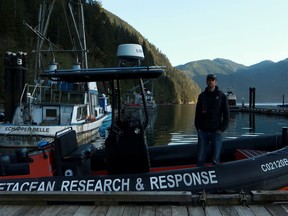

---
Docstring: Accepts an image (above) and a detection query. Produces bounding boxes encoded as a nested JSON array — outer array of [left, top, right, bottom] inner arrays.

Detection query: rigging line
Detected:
[[68, 2, 87, 65], [23, 21, 60, 52], [26, 122, 42, 140], [62, 0, 77, 57], [40, 0, 56, 45]]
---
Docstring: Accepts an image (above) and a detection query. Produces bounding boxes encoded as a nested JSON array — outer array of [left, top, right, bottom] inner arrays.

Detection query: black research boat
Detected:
[[0, 44, 288, 194]]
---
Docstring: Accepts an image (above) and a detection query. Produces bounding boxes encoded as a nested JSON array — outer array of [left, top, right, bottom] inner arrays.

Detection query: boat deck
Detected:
[[0, 191, 288, 215]]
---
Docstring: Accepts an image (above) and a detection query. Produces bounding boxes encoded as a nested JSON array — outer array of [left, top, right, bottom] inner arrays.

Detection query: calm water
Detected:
[[145, 104, 288, 146]]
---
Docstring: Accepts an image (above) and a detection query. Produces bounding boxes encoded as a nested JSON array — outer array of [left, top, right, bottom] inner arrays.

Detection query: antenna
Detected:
[[117, 44, 145, 67]]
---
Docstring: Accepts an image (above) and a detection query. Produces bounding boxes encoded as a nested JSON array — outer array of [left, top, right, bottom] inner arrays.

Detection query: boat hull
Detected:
[[0, 128, 288, 193], [0, 116, 106, 147], [0, 146, 288, 192]]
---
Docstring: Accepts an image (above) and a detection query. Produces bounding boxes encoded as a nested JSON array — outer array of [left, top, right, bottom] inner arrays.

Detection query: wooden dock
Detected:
[[232, 107, 288, 117], [1, 191, 288, 215], [2, 203, 288, 216]]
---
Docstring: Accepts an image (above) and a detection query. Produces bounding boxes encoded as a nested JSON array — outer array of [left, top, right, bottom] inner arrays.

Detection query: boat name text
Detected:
[[150, 170, 218, 190], [4, 126, 49, 133], [0, 170, 218, 192], [0, 181, 56, 192]]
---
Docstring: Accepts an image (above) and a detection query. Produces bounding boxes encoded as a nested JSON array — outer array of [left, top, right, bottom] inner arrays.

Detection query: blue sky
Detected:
[[101, 1, 288, 66]]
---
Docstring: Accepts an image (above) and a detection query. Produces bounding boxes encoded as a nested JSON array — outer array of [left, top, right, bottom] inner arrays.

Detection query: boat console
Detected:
[[41, 44, 165, 175]]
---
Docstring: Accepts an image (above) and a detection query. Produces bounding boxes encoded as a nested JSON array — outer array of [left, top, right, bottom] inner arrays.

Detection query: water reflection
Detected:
[[145, 104, 288, 146]]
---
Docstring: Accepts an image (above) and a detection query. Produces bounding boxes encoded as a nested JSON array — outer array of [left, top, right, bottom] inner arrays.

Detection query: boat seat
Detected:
[[54, 129, 95, 176], [0, 154, 29, 176], [235, 149, 267, 160]]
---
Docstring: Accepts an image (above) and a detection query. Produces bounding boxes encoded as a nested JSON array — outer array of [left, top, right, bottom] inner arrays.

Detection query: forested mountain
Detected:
[[176, 58, 288, 103], [2, 0, 285, 105], [176, 58, 246, 77], [0, 0, 200, 105]]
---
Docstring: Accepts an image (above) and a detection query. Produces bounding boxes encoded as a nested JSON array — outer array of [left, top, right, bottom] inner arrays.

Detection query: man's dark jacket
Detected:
[[195, 86, 229, 132]]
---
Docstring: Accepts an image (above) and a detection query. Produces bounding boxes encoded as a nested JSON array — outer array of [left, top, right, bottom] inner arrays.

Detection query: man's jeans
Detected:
[[197, 130, 222, 167]]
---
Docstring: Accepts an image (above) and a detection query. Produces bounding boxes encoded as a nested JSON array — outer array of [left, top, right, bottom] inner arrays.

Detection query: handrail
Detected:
[[19, 83, 28, 110], [30, 84, 41, 102]]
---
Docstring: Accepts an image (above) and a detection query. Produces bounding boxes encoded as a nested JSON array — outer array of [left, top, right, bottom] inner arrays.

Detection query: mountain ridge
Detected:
[[176, 58, 288, 103]]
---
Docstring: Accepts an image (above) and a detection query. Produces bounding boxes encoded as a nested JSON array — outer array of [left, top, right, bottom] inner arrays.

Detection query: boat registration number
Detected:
[[261, 158, 288, 172]]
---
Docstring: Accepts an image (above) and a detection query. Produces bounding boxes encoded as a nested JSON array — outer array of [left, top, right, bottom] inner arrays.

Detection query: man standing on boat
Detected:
[[194, 74, 229, 166]]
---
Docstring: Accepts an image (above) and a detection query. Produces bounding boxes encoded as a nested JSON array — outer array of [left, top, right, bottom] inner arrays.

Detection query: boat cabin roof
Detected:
[[41, 66, 164, 82]]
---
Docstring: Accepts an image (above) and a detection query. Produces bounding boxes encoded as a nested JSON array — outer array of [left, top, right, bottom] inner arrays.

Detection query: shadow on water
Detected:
[[145, 104, 288, 146]]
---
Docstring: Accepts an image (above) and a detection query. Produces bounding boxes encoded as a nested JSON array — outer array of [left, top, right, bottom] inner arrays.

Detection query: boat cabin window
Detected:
[[77, 106, 87, 120], [43, 106, 59, 121], [228, 100, 236, 106], [46, 109, 57, 118]]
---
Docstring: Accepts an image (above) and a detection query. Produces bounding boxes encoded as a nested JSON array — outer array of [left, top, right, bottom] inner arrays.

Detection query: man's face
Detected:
[[206, 78, 216, 89]]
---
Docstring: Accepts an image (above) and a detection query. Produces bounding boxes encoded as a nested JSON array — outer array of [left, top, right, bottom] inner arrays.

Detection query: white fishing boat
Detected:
[[0, 1, 106, 147], [224, 88, 239, 111]]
